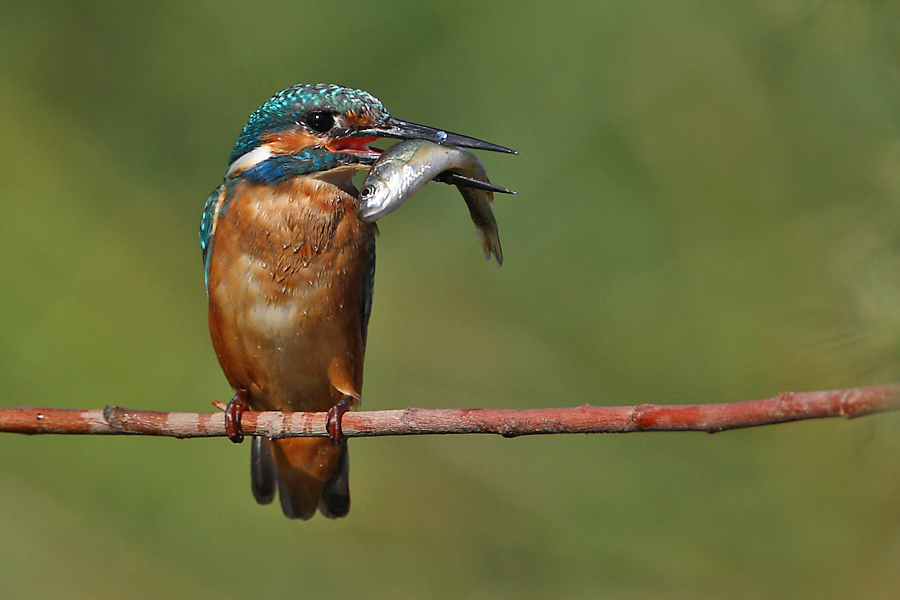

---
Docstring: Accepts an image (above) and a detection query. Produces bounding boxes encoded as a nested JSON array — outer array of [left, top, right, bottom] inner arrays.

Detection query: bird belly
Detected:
[[206, 176, 374, 413]]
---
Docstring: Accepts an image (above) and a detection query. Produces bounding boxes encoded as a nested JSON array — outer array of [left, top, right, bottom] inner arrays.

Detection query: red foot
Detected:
[[326, 395, 357, 442], [224, 390, 249, 443]]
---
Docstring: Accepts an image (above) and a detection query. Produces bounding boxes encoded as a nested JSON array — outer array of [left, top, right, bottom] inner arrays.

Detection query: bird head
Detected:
[[225, 83, 514, 183]]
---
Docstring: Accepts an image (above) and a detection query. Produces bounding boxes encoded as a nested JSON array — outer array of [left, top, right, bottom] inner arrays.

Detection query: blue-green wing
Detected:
[[199, 185, 224, 293], [360, 240, 376, 351]]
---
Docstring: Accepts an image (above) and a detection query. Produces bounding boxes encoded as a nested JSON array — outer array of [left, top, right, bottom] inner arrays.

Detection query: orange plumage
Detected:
[[206, 175, 374, 519]]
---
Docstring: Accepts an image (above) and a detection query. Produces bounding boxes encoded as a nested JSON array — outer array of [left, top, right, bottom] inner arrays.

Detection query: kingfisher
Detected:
[[200, 83, 514, 519]]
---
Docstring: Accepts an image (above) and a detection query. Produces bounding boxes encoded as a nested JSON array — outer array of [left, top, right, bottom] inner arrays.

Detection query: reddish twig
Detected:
[[1, 384, 898, 439]]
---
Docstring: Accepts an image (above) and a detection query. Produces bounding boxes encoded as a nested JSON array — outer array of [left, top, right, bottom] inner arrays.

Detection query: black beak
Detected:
[[351, 116, 518, 155], [435, 172, 517, 195]]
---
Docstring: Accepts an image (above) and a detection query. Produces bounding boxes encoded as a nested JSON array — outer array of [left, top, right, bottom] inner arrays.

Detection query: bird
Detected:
[[200, 83, 515, 519]]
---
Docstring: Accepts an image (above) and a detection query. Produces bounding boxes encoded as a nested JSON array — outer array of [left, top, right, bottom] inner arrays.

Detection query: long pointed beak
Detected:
[[435, 172, 517, 195], [350, 116, 518, 155]]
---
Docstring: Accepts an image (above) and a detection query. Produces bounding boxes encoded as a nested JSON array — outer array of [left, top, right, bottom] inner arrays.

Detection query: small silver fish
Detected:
[[358, 139, 510, 265]]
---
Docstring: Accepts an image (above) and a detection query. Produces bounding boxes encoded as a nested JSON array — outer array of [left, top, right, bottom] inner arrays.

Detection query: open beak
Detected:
[[349, 116, 517, 155]]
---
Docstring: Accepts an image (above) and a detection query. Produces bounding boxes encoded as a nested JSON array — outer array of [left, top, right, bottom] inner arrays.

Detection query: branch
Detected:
[[1, 383, 899, 439]]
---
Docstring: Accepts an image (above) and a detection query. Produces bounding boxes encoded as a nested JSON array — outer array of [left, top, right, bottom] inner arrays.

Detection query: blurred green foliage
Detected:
[[2, 1, 900, 598]]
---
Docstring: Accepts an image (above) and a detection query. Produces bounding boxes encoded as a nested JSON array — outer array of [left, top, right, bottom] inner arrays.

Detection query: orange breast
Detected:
[[206, 176, 375, 413]]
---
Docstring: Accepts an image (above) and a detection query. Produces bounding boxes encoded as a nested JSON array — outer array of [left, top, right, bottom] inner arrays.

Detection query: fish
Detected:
[[357, 139, 514, 265]]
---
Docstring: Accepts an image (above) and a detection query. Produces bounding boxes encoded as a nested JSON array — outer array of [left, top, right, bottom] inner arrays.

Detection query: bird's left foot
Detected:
[[326, 396, 357, 442], [224, 389, 249, 443]]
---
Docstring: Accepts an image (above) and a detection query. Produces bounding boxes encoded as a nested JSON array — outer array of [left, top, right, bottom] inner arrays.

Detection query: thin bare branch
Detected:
[[1, 383, 898, 439]]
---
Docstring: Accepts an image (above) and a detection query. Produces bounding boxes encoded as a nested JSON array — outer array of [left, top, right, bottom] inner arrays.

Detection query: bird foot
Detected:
[[224, 390, 249, 443], [326, 396, 357, 442]]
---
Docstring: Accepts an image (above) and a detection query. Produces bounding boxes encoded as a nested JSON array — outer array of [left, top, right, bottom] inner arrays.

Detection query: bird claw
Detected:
[[326, 396, 357, 442], [224, 390, 249, 443]]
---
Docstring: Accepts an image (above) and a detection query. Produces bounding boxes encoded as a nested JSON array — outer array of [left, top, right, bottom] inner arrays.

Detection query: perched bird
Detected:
[[200, 83, 514, 519]]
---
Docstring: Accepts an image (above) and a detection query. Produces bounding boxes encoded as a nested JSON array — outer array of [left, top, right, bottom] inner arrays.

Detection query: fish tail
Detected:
[[476, 225, 503, 265], [459, 186, 503, 266]]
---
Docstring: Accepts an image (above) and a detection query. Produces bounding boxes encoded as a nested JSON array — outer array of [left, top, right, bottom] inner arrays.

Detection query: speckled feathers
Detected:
[[230, 83, 389, 165]]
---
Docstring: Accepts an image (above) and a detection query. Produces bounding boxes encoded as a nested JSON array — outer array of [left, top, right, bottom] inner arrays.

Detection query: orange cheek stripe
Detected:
[[343, 111, 377, 127], [261, 129, 322, 154]]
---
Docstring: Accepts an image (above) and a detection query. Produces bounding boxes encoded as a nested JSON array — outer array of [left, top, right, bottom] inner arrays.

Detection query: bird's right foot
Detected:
[[224, 389, 249, 443]]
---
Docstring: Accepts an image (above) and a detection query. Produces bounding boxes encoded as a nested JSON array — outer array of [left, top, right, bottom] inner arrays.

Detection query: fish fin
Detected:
[[477, 227, 504, 266], [455, 177, 504, 266]]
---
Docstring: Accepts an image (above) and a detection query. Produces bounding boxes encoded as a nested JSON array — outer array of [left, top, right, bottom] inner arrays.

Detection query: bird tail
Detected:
[[250, 436, 350, 520]]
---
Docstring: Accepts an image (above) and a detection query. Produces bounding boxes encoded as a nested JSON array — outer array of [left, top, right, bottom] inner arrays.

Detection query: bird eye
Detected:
[[305, 111, 335, 133]]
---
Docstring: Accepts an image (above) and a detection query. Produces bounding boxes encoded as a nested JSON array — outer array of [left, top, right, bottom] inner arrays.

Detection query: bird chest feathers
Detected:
[[210, 175, 372, 306], [205, 173, 373, 412]]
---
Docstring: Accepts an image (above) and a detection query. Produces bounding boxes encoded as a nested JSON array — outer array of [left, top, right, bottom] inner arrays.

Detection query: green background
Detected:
[[2, 1, 900, 598]]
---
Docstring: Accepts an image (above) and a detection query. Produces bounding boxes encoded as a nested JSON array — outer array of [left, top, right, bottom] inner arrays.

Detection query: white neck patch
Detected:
[[226, 144, 275, 178]]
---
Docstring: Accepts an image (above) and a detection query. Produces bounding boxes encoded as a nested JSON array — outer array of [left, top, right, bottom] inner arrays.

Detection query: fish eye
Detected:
[[305, 111, 335, 133], [359, 185, 375, 200]]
